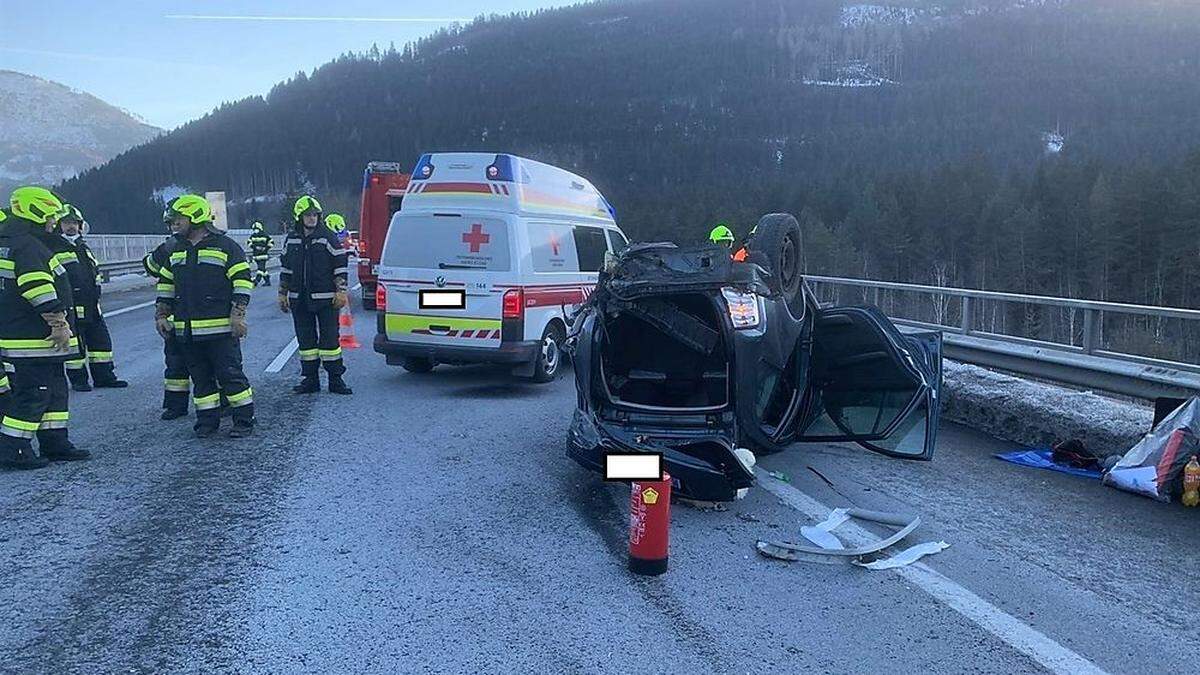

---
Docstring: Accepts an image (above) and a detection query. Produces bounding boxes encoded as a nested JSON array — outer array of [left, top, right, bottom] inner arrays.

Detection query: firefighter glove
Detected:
[[277, 293, 290, 313], [332, 290, 348, 310], [41, 312, 73, 350], [155, 302, 174, 339], [230, 303, 248, 338]]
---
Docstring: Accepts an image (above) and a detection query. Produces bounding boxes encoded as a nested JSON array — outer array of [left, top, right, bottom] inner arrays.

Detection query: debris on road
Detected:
[[756, 508, 948, 570], [1104, 397, 1199, 502], [994, 448, 1105, 480], [766, 470, 790, 483]]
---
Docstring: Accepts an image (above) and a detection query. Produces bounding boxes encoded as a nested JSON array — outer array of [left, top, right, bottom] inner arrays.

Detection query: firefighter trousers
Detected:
[[0, 362, 12, 422], [253, 257, 270, 285], [0, 361, 70, 453], [162, 333, 191, 413], [293, 303, 345, 378], [65, 317, 118, 386], [184, 336, 254, 428]]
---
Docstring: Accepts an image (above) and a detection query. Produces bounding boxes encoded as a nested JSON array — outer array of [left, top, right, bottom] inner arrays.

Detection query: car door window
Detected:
[[793, 307, 940, 460]]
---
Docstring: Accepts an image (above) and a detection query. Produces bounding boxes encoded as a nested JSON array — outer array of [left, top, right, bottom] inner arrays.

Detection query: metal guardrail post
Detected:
[[1082, 308, 1099, 354], [960, 296, 973, 335]]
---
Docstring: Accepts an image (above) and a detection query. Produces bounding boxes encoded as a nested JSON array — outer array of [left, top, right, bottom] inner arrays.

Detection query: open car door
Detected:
[[789, 306, 942, 460]]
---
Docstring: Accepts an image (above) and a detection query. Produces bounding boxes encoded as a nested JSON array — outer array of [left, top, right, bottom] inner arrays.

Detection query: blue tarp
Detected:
[[994, 449, 1103, 479]]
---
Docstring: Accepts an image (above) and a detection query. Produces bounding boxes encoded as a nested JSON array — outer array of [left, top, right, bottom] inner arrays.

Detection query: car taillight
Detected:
[[502, 289, 524, 319], [722, 287, 761, 329], [376, 283, 388, 311]]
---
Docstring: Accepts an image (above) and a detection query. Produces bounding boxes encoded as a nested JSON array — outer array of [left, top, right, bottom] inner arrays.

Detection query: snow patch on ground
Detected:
[[942, 361, 1151, 458], [151, 184, 189, 204], [803, 60, 896, 87], [1043, 130, 1065, 154], [840, 4, 925, 28]]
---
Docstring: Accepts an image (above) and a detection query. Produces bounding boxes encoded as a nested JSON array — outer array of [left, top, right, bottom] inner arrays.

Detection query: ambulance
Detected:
[[372, 153, 629, 382]]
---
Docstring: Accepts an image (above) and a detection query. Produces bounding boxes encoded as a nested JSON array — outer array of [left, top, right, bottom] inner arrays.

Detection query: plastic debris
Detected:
[[766, 470, 790, 483], [853, 541, 950, 570]]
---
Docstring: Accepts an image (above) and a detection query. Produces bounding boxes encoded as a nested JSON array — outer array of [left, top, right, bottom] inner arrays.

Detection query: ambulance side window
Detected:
[[573, 227, 609, 272], [606, 229, 629, 253]]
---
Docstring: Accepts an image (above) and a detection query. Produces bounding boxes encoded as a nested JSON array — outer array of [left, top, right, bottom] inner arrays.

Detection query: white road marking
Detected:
[[266, 338, 299, 373], [756, 471, 1107, 675], [104, 300, 157, 318]]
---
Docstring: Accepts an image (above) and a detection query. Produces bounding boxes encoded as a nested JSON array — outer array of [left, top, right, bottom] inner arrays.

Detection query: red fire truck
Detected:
[[357, 161, 411, 309]]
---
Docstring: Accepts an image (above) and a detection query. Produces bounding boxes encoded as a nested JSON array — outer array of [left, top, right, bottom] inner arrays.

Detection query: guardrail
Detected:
[[805, 275, 1200, 401], [91, 233, 272, 280]]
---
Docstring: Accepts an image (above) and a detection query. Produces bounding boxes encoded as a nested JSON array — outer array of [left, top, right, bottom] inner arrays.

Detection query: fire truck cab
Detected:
[[358, 161, 410, 310]]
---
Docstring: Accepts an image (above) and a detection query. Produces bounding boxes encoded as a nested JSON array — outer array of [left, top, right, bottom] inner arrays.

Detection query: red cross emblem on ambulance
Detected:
[[548, 231, 562, 256], [462, 223, 490, 253]]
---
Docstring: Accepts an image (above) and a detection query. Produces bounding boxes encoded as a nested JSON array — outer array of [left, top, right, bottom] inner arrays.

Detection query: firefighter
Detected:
[[0, 211, 8, 424], [278, 196, 352, 395], [710, 223, 749, 262], [156, 194, 256, 437], [53, 204, 128, 391], [248, 220, 273, 287], [0, 187, 89, 469], [144, 207, 192, 420]]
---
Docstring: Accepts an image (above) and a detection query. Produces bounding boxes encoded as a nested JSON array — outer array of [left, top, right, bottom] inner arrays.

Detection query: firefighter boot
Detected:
[[67, 368, 92, 392], [93, 376, 129, 389], [292, 377, 320, 394], [161, 408, 187, 421], [328, 375, 353, 395], [0, 438, 50, 470], [39, 440, 91, 462]]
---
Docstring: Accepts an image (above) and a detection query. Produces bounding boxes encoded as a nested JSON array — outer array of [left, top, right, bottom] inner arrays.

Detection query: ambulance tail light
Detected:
[[376, 283, 388, 311], [502, 289, 524, 319]]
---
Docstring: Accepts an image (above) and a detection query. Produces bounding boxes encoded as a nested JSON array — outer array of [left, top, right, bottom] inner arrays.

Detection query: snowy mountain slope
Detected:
[[0, 71, 161, 197]]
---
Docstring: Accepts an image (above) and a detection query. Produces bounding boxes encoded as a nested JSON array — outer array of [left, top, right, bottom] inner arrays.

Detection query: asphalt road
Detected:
[[0, 274, 1197, 674]]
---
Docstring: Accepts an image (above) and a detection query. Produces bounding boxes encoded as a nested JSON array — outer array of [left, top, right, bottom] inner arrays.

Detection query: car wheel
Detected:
[[400, 357, 435, 374], [531, 323, 565, 384], [749, 213, 803, 307]]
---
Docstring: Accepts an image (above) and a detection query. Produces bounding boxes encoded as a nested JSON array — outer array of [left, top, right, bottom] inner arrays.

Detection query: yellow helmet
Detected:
[[10, 186, 64, 225], [168, 194, 213, 226], [325, 213, 346, 232], [293, 195, 322, 221]]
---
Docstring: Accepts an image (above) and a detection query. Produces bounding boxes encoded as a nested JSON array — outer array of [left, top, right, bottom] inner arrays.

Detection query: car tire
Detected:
[[400, 357, 435, 374], [531, 322, 566, 384], [749, 213, 803, 307]]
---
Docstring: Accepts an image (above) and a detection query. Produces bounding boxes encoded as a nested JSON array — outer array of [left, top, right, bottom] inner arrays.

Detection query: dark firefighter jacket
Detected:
[[156, 228, 253, 341], [248, 231, 273, 260], [279, 224, 349, 309], [0, 215, 82, 362], [47, 233, 103, 325]]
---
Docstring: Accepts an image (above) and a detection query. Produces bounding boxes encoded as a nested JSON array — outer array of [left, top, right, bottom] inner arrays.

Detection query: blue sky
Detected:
[[1, 0, 565, 129]]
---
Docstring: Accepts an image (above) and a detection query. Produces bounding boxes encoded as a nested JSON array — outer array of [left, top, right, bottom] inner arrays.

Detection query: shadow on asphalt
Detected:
[[389, 362, 574, 400]]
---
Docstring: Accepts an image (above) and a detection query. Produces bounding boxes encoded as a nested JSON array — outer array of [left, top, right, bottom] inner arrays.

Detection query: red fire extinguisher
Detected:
[[629, 472, 671, 576]]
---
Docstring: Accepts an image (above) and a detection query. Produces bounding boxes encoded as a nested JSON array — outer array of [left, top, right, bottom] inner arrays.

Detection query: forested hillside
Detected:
[[58, 0, 1200, 312]]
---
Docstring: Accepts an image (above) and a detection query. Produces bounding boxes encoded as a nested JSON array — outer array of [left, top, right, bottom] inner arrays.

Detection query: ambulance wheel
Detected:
[[750, 213, 803, 307], [401, 357, 435, 374], [531, 322, 565, 383]]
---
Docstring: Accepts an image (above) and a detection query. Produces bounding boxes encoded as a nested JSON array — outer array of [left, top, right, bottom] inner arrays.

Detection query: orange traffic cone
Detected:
[[339, 302, 361, 349]]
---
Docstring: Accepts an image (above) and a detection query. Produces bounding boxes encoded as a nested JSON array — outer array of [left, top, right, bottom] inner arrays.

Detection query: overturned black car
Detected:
[[566, 214, 942, 501]]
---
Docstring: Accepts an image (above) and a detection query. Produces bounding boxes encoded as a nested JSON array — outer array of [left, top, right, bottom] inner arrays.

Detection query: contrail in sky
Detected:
[[165, 14, 470, 23]]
